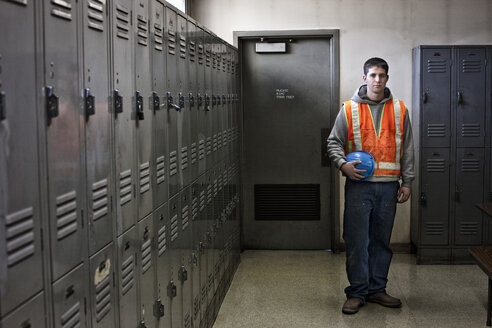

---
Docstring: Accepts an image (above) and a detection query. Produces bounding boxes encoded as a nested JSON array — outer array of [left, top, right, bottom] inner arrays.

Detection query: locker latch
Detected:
[[167, 92, 181, 111], [152, 91, 160, 112], [222, 95, 226, 106], [153, 298, 165, 318], [197, 93, 203, 107], [45, 86, 59, 124], [189, 93, 195, 107], [178, 265, 188, 282], [205, 94, 210, 111], [419, 193, 427, 206], [455, 185, 462, 202], [178, 92, 185, 109], [137, 321, 147, 328], [84, 88, 95, 118], [457, 91, 463, 104], [227, 94, 231, 104], [199, 241, 204, 254], [167, 281, 177, 298], [113, 90, 123, 115], [136, 91, 144, 120], [212, 94, 217, 107], [0, 91, 6, 121]]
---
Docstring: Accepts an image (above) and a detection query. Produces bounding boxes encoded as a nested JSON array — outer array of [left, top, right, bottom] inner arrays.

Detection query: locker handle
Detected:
[[136, 91, 144, 120], [222, 95, 226, 106], [113, 90, 123, 115], [138, 321, 147, 328], [167, 92, 181, 111], [457, 91, 463, 104], [205, 94, 210, 111], [422, 92, 428, 104], [153, 299, 165, 318], [167, 281, 177, 298], [152, 91, 160, 112], [84, 88, 95, 118], [212, 94, 217, 107], [197, 93, 203, 107], [227, 94, 231, 104], [178, 92, 185, 109], [419, 193, 427, 206], [65, 285, 75, 298], [455, 185, 462, 202], [0, 91, 6, 121], [189, 93, 195, 107], [21, 320, 31, 328], [45, 86, 59, 124], [178, 265, 188, 282]]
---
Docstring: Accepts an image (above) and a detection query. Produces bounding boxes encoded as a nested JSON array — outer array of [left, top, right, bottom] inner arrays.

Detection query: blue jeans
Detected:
[[343, 180, 399, 302]]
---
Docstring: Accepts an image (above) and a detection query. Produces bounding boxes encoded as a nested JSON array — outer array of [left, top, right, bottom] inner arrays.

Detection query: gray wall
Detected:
[[190, 0, 492, 245]]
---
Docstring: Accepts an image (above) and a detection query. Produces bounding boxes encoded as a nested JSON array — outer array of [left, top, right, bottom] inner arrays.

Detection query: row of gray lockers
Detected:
[[0, 0, 242, 327]]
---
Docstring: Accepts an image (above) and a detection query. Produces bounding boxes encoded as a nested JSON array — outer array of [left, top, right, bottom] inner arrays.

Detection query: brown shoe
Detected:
[[342, 298, 363, 314], [366, 293, 402, 308]]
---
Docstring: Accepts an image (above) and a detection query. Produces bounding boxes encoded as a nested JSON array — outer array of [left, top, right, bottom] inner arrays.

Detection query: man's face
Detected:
[[363, 66, 388, 95]]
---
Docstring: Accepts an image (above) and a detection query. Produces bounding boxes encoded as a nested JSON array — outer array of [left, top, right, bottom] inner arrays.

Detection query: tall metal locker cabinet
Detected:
[[411, 45, 492, 264]]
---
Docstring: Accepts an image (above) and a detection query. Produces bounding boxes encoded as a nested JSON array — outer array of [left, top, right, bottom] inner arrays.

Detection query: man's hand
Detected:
[[397, 186, 411, 203], [340, 161, 366, 181]]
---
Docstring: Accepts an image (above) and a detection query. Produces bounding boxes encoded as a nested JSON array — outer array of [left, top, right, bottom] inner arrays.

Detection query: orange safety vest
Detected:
[[344, 99, 406, 178]]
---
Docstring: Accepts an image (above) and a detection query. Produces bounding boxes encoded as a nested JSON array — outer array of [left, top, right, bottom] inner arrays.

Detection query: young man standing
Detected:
[[327, 57, 415, 314]]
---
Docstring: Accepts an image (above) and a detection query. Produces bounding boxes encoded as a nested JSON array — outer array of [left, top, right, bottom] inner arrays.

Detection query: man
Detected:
[[327, 57, 414, 314]]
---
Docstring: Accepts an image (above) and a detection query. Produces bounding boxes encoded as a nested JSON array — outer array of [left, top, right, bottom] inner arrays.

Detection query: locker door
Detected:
[[198, 175, 209, 321], [187, 19, 199, 184], [421, 48, 452, 148], [117, 226, 138, 328], [0, 0, 44, 316], [111, 0, 136, 236], [89, 243, 116, 328], [82, 0, 113, 256], [43, 0, 85, 281], [420, 148, 450, 245], [455, 148, 484, 245], [177, 14, 191, 189], [151, 0, 168, 209], [204, 34, 213, 170], [166, 7, 180, 197], [137, 215, 156, 327], [456, 48, 487, 148], [205, 169, 215, 305], [211, 40, 220, 166], [1, 292, 46, 328], [180, 187, 193, 328], [190, 183, 201, 328], [154, 203, 172, 328], [196, 27, 207, 175], [168, 194, 183, 328], [134, 0, 154, 221], [52, 264, 88, 328]]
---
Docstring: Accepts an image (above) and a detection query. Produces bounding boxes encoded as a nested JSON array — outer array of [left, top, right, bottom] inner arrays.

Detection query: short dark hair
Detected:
[[363, 57, 389, 75]]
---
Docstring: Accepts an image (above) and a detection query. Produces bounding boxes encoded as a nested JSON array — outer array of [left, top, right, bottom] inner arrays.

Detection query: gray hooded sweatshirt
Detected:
[[327, 85, 415, 188]]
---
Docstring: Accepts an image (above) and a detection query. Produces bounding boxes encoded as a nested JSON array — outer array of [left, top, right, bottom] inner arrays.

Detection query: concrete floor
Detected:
[[212, 250, 488, 328]]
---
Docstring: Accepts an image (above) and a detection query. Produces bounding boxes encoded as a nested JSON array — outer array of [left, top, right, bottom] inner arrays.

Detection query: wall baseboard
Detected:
[[337, 242, 414, 254]]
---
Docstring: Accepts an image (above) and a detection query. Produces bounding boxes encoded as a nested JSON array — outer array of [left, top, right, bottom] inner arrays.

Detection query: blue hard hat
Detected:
[[345, 151, 375, 181]]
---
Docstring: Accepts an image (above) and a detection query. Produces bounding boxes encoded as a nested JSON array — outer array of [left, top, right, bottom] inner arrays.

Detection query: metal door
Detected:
[[204, 32, 213, 170], [421, 48, 452, 148], [196, 26, 207, 176], [111, 0, 136, 236], [0, 0, 44, 316], [151, 0, 168, 210], [134, 0, 154, 221], [43, 0, 85, 280], [137, 214, 156, 327], [1, 292, 46, 328], [180, 187, 193, 328], [188, 19, 199, 184], [117, 226, 138, 328], [197, 174, 209, 323], [456, 48, 487, 148], [89, 243, 115, 328], [211, 39, 220, 166], [455, 148, 484, 245], [240, 33, 335, 249], [190, 182, 201, 328], [205, 169, 216, 304], [82, 0, 113, 256], [168, 194, 182, 328], [419, 148, 450, 245]]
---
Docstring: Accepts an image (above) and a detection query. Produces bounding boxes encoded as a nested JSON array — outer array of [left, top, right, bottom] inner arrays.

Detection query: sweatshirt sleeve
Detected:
[[400, 108, 415, 188], [327, 105, 348, 170]]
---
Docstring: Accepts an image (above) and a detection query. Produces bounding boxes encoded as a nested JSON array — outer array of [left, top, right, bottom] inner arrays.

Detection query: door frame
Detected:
[[233, 29, 341, 252]]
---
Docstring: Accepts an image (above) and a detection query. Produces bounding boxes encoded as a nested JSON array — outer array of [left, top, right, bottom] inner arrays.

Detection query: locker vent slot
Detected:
[[121, 255, 135, 295], [198, 139, 205, 160], [426, 159, 445, 172], [179, 35, 187, 59], [191, 142, 197, 164], [192, 194, 199, 221], [115, 4, 130, 40], [427, 124, 446, 137], [462, 59, 482, 73], [213, 134, 218, 152], [56, 191, 78, 240], [92, 179, 108, 221], [181, 146, 189, 170], [170, 214, 179, 242], [461, 158, 480, 172], [170, 151, 178, 176], [51, 0, 73, 21], [136, 15, 148, 46], [222, 57, 227, 72], [217, 131, 223, 149], [156, 156, 165, 184], [207, 184, 213, 204], [95, 276, 111, 322], [461, 124, 481, 138], [218, 173, 224, 191], [206, 137, 212, 156], [228, 59, 231, 73], [87, 0, 104, 32], [205, 50, 211, 67], [5, 207, 35, 267], [154, 23, 163, 51], [208, 273, 213, 292], [232, 60, 235, 74], [158, 225, 167, 256], [168, 30, 176, 55], [424, 222, 444, 235], [61, 301, 81, 328], [213, 179, 218, 198], [119, 169, 132, 206], [199, 190, 206, 212], [184, 313, 191, 328], [212, 53, 217, 69], [139, 162, 150, 194], [254, 184, 320, 221], [217, 55, 222, 71], [201, 284, 207, 303], [198, 44, 204, 65], [194, 296, 200, 320], [189, 41, 196, 62], [141, 238, 152, 274], [182, 204, 189, 231], [459, 221, 478, 235], [427, 59, 446, 73]]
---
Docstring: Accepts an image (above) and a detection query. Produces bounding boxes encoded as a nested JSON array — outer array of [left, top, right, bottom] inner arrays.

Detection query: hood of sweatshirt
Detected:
[[351, 85, 393, 105]]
